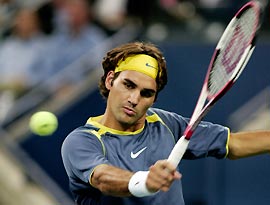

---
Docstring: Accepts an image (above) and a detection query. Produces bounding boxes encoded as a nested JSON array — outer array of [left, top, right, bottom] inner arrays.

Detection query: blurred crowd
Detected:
[[0, 0, 255, 101], [0, 1, 267, 205], [0, 0, 109, 100]]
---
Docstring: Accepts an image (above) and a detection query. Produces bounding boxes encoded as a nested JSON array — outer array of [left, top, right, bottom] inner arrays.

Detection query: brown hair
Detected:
[[99, 41, 167, 100]]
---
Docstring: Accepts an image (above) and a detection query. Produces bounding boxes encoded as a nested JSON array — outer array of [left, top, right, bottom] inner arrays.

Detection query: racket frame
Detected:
[[168, 1, 262, 168]]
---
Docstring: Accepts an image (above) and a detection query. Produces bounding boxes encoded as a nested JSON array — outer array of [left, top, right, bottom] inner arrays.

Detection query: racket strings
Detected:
[[208, 7, 258, 96]]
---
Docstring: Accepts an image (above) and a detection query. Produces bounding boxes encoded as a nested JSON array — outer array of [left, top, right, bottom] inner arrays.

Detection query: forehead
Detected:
[[118, 70, 157, 90]]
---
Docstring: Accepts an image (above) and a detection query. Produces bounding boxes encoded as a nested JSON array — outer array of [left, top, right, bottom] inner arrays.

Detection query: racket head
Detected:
[[205, 1, 262, 100], [168, 1, 265, 168]]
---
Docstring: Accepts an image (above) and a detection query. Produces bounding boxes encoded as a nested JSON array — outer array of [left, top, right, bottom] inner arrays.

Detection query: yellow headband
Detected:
[[115, 54, 159, 79]]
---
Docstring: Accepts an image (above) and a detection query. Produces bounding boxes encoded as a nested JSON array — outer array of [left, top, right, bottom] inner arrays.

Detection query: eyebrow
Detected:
[[124, 79, 136, 87]]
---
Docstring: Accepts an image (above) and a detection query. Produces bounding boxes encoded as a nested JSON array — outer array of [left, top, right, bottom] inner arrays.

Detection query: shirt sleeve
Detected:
[[61, 127, 110, 185], [150, 108, 229, 160], [185, 122, 230, 159]]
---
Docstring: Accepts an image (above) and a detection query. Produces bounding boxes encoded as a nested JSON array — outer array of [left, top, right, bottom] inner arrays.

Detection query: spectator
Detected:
[[32, 0, 108, 86], [0, 0, 18, 39], [0, 7, 48, 97], [93, 0, 128, 34], [37, 0, 69, 35]]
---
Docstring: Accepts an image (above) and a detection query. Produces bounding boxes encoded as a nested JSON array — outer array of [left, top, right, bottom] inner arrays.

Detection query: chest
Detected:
[[101, 124, 176, 171]]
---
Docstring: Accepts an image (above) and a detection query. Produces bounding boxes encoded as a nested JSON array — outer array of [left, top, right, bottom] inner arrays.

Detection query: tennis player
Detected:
[[61, 42, 270, 205]]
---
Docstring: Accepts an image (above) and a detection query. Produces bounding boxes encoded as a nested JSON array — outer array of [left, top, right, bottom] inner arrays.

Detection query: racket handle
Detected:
[[167, 136, 190, 168]]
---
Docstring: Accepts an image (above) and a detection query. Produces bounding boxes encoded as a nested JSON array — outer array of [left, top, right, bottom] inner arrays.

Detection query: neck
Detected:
[[99, 112, 145, 132]]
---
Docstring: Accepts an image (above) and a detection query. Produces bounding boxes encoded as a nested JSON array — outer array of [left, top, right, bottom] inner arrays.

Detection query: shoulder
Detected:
[[0, 37, 18, 50], [62, 125, 102, 150], [61, 125, 107, 164], [148, 107, 188, 124], [88, 24, 107, 37]]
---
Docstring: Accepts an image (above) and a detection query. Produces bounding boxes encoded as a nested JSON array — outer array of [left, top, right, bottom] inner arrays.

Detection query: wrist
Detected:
[[128, 171, 157, 197]]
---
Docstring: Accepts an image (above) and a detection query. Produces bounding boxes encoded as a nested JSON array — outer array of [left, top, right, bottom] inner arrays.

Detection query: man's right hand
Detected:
[[146, 160, 182, 192]]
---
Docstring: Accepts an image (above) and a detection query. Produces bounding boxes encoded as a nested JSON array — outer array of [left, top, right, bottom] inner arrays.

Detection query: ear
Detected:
[[105, 71, 115, 89]]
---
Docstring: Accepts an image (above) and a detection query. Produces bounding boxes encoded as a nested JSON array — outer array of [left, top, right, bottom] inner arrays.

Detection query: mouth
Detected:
[[123, 106, 136, 116]]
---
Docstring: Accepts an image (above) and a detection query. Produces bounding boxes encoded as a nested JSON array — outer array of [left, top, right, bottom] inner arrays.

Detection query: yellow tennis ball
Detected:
[[29, 111, 58, 136]]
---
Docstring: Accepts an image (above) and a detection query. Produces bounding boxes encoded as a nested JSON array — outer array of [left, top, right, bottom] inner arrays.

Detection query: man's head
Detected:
[[99, 42, 167, 101], [13, 8, 40, 40], [64, 0, 92, 32]]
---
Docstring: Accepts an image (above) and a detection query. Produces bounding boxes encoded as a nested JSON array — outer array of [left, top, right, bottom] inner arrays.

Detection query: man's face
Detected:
[[106, 70, 157, 130], [14, 9, 39, 39]]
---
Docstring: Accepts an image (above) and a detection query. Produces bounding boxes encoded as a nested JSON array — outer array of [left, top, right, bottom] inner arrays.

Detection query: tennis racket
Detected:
[[168, 0, 265, 168]]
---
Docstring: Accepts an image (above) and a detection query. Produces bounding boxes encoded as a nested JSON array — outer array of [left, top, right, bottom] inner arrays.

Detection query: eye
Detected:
[[140, 89, 156, 98], [123, 81, 135, 89]]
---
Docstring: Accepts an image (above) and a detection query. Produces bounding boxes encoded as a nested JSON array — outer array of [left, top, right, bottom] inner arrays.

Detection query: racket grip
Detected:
[[167, 136, 190, 168]]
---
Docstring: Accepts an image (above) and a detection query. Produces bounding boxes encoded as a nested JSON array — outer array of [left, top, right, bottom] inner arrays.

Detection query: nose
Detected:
[[128, 90, 140, 107]]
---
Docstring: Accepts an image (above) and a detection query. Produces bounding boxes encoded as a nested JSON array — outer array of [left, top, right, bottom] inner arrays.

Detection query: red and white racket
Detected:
[[168, 0, 265, 168]]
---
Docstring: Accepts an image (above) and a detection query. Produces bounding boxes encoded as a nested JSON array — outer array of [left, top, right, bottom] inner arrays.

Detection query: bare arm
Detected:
[[227, 130, 270, 159], [90, 161, 181, 197], [90, 164, 133, 197]]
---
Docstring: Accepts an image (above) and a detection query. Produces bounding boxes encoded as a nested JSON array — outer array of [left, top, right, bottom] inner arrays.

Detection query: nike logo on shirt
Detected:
[[130, 147, 147, 159]]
